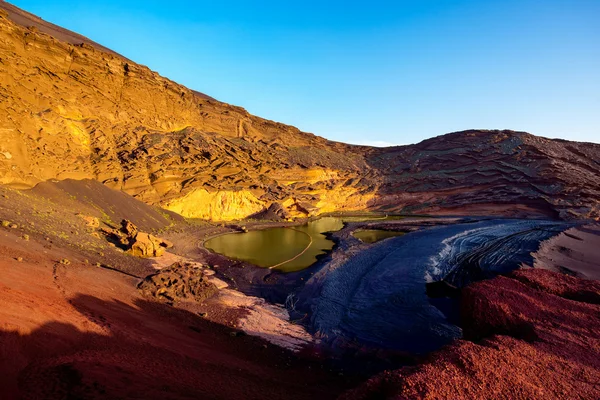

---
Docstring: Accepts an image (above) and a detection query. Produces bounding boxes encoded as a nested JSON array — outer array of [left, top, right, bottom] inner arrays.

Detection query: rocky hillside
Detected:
[[1, 2, 599, 220], [0, 2, 373, 220], [366, 130, 600, 220]]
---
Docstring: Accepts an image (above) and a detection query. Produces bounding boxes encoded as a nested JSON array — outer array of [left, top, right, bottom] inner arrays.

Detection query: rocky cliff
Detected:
[[1, 2, 599, 220], [0, 2, 373, 220]]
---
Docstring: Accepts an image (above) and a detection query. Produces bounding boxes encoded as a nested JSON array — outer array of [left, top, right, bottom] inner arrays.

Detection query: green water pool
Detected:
[[204, 215, 402, 272]]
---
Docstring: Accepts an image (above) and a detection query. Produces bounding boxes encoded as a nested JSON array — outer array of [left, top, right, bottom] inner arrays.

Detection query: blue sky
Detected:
[[11, 0, 600, 145]]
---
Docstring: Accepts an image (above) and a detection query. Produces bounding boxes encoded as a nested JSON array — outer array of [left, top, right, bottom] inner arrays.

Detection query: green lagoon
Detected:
[[205, 215, 402, 272]]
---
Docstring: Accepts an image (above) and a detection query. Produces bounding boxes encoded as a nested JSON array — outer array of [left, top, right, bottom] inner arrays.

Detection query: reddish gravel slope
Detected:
[[0, 229, 351, 399], [342, 268, 600, 400]]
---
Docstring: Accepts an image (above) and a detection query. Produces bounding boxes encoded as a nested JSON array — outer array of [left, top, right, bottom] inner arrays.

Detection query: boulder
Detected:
[[101, 219, 171, 257], [128, 232, 170, 258], [121, 219, 138, 237]]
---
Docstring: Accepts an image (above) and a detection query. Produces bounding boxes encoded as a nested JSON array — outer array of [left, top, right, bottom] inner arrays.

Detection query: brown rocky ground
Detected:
[[0, 231, 355, 399], [0, 178, 180, 278], [0, 179, 357, 399]]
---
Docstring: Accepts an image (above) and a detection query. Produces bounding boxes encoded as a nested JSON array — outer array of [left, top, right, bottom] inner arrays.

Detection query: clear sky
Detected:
[[10, 0, 600, 145]]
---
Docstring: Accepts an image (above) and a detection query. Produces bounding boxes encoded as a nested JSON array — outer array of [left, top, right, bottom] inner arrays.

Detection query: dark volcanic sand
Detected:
[[298, 219, 570, 353]]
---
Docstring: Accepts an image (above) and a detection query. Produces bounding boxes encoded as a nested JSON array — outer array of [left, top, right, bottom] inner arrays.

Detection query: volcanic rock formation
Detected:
[[0, 3, 372, 221], [138, 262, 219, 304], [1, 2, 599, 222], [365, 131, 600, 220], [101, 219, 172, 257]]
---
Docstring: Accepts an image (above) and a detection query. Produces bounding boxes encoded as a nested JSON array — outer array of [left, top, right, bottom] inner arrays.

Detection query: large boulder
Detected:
[[101, 219, 172, 257], [128, 232, 169, 257]]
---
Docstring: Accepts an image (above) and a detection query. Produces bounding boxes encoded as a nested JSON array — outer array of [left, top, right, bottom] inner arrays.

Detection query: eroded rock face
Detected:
[[1, 4, 599, 221], [365, 130, 600, 220], [249, 202, 291, 220], [129, 232, 169, 258], [163, 189, 265, 221], [0, 7, 370, 220], [138, 262, 219, 303], [121, 219, 138, 237]]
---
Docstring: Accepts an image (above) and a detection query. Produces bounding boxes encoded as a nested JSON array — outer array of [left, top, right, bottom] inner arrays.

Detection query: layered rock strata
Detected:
[[1, 3, 599, 220]]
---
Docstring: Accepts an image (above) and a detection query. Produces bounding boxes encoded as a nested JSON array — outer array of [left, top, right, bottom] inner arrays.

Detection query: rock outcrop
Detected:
[[1, 3, 599, 221], [138, 262, 219, 303], [128, 232, 170, 258], [102, 219, 172, 257]]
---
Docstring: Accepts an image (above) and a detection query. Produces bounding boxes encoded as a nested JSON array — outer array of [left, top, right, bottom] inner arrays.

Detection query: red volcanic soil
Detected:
[[0, 232, 349, 399], [342, 268, 600, 400]]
